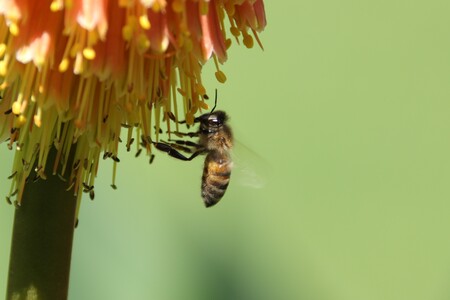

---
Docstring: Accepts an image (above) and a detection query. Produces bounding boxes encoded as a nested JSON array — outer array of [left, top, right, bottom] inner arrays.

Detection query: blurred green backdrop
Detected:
[[3, 1, 450, 299]]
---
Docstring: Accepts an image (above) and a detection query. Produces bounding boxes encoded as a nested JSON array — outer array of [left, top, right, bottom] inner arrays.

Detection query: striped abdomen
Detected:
[[201, 152, 232, 207]]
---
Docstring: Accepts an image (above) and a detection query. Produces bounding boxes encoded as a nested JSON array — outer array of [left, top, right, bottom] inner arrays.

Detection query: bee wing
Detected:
[[230, 140, 270, 189]]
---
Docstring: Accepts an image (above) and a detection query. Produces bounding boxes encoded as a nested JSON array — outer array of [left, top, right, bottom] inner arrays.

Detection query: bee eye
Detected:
[[208, 118, 219, 126]]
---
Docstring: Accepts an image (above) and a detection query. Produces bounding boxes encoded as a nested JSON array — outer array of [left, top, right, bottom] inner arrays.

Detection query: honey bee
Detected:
[[196, 110, 233, 207], [153, 94, 233, 207]]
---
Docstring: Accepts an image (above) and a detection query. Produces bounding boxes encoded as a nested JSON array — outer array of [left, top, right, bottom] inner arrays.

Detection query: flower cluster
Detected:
[[0, 0, 266, 208]]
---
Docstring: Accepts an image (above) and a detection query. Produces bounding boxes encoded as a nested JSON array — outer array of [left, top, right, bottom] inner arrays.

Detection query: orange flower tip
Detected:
[[9, 23, 19, 36], [0, 43, 6, 57], [82, 47, 96, 60], [215, 71, 227, 83], [50, 0, 63, 11], [172, 0, 184, 13], [12, 101, 21, 115], [122, 25, 133, 41], [243, 33, 254, 49], [137, 34, 151, 53], [38, 85, 45, 94], [139, 15, 151, 30], [58, 58, 69, 72]]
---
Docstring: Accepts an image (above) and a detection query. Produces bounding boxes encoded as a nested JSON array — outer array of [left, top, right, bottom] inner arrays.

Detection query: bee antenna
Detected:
[[210, 89, 218, 114]]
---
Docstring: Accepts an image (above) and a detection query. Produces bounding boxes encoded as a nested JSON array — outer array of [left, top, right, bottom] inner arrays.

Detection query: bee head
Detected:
[[198, 110, 228, 133], [194, 89, 228, 133]]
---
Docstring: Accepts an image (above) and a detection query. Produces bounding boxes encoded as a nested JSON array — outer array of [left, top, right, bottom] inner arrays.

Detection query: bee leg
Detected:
[[167, 139, 202, 148], [159, 140, 194, 153], [170, 131, 199, 138], [153, 142, 204, 161]]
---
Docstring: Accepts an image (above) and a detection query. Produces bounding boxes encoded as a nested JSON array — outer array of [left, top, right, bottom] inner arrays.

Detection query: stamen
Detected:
[[0, 0, 266, 206], [212, 54, 227, 83], [50, 0, 64, 11]]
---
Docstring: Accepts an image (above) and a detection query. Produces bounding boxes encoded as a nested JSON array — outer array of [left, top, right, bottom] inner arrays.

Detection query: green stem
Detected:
[[6, 147, 77, 300]]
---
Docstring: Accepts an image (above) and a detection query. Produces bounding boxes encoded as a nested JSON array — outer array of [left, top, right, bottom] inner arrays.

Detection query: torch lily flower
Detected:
[[0, 0, 266, 210]]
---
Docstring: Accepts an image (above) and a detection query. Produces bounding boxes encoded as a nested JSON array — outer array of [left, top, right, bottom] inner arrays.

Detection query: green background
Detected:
[[3, 1, 450, 299]]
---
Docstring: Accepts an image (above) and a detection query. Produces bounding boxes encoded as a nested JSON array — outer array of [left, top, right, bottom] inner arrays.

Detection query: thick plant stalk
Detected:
[[6, 147, 77, 300]]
